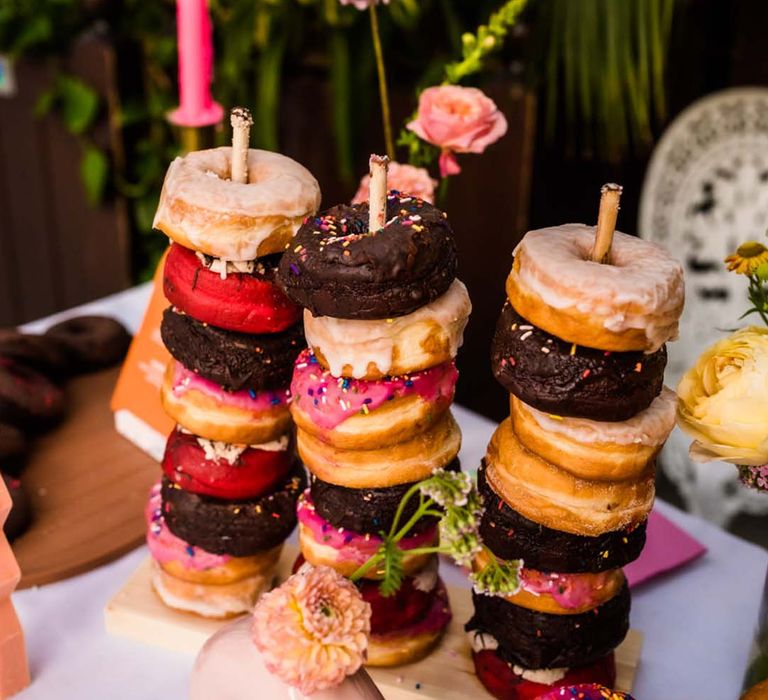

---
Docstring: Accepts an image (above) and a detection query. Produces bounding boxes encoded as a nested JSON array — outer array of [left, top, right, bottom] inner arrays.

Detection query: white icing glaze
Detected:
[[527, 386, 677, 446], [154, 147, 320, 261], [512, 224, 684, 352], [304, 279, 472, 378], [191, 617, 384, 700]]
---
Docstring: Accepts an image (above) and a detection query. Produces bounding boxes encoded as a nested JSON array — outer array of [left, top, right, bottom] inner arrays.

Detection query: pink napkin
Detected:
[[625, 509, 707, 587]]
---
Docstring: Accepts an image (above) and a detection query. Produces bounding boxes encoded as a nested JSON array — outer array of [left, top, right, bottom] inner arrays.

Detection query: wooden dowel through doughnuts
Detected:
[[368, 154, 390, 232], [230, 107, 253, 184], [591, 183, 623, 263]]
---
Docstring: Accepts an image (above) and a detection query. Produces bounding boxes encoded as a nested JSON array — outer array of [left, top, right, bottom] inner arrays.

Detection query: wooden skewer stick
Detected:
[[368, 154, 390, 232], [230, 107, 253, 184], [591, 183, 623, 263]]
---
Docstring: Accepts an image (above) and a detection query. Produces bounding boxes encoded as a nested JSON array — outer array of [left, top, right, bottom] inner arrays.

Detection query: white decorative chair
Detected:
[[639, 87, 768, 527]]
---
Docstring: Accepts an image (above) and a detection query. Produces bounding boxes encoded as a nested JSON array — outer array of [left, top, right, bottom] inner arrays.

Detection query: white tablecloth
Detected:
[[12, 285, 768, 700]]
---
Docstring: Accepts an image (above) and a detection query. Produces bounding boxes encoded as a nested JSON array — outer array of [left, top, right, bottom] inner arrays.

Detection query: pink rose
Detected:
[[407, 85, 508, 177], [339, 0, 389, 9], [352, 162, 437, 204]]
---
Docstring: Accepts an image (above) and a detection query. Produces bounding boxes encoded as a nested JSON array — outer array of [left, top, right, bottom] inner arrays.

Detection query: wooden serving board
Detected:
[[12, 367, 159, 589], [105, 548, 641, 698]]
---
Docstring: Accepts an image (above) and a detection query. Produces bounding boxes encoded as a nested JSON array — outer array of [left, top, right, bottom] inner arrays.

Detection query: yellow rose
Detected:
[[677, 326, 768, 465]]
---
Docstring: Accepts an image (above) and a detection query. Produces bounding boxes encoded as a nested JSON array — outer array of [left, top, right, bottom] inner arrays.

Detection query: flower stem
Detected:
[[349, 554, 382, 582], [369, 3, 395, 159]]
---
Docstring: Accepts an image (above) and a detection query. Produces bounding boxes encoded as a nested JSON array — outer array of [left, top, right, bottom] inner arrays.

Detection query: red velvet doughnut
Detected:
[[472, 648, 616, 700], [163, 243, 301, 334], [161, 428, 293, 500]]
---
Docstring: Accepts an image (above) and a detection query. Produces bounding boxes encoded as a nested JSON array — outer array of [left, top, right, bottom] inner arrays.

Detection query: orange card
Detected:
[[0, 599, 29, 699], [0, 537, 20, 600], [110, 250, 174, 461]]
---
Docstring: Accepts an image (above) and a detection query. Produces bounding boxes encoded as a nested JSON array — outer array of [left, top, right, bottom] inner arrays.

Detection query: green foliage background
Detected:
[[0, 0, 674, 280]]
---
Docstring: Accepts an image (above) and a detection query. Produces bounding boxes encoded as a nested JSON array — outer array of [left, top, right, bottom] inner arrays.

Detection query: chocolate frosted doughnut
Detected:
[[0, 424, 27, 477], [277, 192, 457, 319], [466, 582, 630, 669], [492, 301, 667, 421], [309, 458, 460, 535], [160, 307, 305, 392], [44, 315, 131, 372], [2, 473, 31, 541], [161, 464, 306, 556], [0, 359, 64, 431], [0, 330, 72, 378], [477, 461, 646, 573]]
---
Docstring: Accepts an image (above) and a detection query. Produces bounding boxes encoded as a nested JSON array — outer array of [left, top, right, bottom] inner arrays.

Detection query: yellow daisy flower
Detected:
[[724, 241, 768, 275]]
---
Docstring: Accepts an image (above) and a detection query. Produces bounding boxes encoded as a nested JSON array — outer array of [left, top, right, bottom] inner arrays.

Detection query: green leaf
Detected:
[[58, 75, 99, 135], [33, 88, 56, 118], [80, 145, 108, 206], [12, 14, 52, 54]]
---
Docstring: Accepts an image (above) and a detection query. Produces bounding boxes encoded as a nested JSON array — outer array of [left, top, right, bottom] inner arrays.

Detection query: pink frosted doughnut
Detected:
[[290, 349, 458, 448]]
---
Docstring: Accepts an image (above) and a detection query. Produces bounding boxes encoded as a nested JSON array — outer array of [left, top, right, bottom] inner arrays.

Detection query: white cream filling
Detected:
[[512, 665, 568, 684], [412, 557, 438, 593], [195, 434, 289, 464], [195, 250, 259, 279]]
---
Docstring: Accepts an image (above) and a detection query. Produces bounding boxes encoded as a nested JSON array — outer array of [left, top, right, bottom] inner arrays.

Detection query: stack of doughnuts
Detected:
[[147, 144, 321, 618], [467, 223, 684, 697], [277, 187, 472, 666]]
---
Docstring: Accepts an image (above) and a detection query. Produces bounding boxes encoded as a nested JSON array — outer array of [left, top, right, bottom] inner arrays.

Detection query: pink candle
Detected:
[[169, 0, 224, 127]]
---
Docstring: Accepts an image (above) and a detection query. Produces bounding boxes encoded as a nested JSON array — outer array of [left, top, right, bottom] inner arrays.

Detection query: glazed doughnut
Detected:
[[366, 580, 452, 667], [485, 419, 655, 537], [0, 423, 26, 477], [472, 549, 625, 616], [477, 462, 646, 573], [296, 410, 461, 488], [492, 301, 667, 421], [161, 307, 304, 392], [0, 330, 72, 378], [506, 224, 684, 352], [470, 640, 617, 700], [467, 582, 630, 670], [0, 358, 64, 431], [161, 428, 294, 500], [44, 315, 131, 371], [304, 279, 471, 380], [307, 460, 459, 535], [153, 147, 321, 261], [163, 244, 301, 335], [161, 464, 305, 556], [276, 192, 457, 320], [146, 483, 282, 585], [290, 349, 457, 449], [160, 360, 291, 444], [510, 389, 676, 482], [297, 491, 437, 579], [151, 560, 273, 618]]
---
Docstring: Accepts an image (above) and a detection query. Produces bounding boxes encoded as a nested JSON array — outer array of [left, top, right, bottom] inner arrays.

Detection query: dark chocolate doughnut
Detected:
[[0, 424, 27, 477], [2, 473, 32, 542], [478, 461, 646, 573], [277, 192, 457, 319], [160, 307, 305, 392], [0, 330, 72, 378], [492, 301, 667, 421], [44, 315, 131, 372], [0, 359, 64, 431], [161, 464, 306, 556], [309, 458, 460, 535], [466, 582, 630, 669]]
